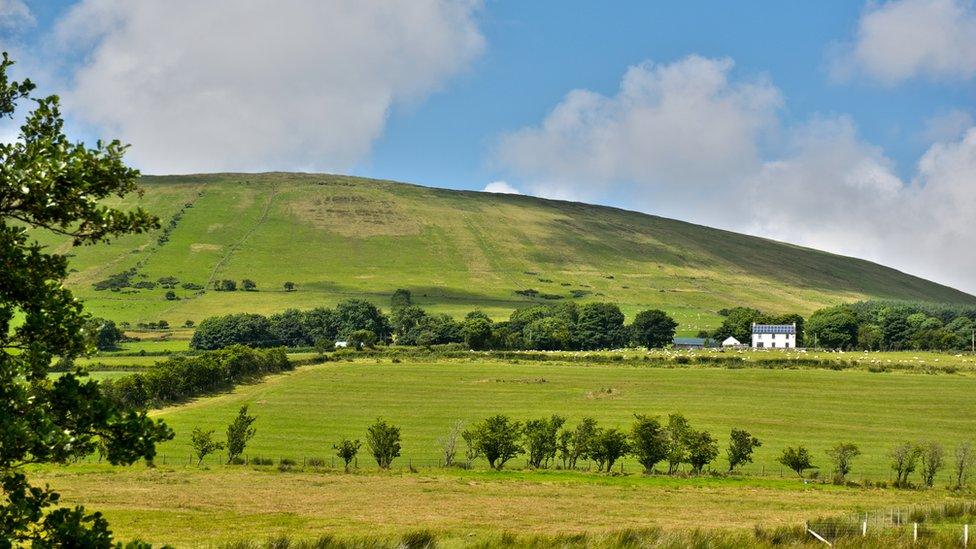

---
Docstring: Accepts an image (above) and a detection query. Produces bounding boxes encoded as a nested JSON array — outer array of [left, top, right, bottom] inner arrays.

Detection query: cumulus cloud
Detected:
[[494, 56, 782, 223], [482, 181, 521, 194], [54, 0, 485, 173], [831, 0, 976, 84], [495, 56, 976, 294]]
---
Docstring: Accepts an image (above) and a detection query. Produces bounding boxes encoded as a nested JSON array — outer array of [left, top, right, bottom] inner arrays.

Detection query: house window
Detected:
[[757, 342, 764, 348]]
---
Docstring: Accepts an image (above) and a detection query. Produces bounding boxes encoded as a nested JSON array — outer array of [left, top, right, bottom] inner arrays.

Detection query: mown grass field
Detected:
[[33, 173, 975, 333], [38, 356, 976, 546]]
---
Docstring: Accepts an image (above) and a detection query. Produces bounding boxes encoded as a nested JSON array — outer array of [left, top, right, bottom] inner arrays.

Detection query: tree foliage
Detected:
[[226, 406, 257, 464], [365, 419, 401, 469], [629, 309, 678, 348], [726, 428, 762, 472], [190, 428, 224, 466], [465, 415, 524, 470], [0, 52, 173, 546], [778, 446, 815, 477], [825, 442, 860, 483], [630, 415, 668, 473]]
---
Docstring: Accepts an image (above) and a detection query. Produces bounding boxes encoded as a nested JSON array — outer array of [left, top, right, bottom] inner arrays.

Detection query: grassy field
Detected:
[[36, 355, 976, 546], [31, 172, 974, 333], [77, 356, 966, 477], [37, 465, 958, 547]]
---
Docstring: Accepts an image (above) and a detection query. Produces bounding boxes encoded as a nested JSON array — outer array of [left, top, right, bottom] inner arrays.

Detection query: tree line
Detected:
[[100, 345, 290, 408], [805, 300, 976, 351], [190, 289, 679, 351], [185, 409, 976, 490]]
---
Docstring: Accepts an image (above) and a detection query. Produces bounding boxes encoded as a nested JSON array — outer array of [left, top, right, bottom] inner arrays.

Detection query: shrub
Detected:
[[778, 446, 815, 478], [334, 438, 362, 472], [465, 415, 524, 470], [630, 415, 667, 474], [306, 457, 326, 467], [183, 320, 194, 328], [181, 282, 204, 291], [954, 442, 975, 490], [664, 414, 691, 474], [523, 415, 565, 468], [629, 309, 678, 349], [348, 329, 377, 349], [250, 457, 274, 466], [726, 429, 762, 472], [589, 428, 630, 472], [366, 419, 401, 469], [566, 417, 598, 469], [919, 441, 945, 488], [826, 442, 860, 483], [214, 279, 237, 292], [226, 406, 257, 464], [283, 281, 295, 292], [241, 279, 257, 291], [165, 290, 177, 301], [190, 428, 224, 466], [890, 441, 922, 487], [84, 318, 124, 351], [685, 430, 719, 474]]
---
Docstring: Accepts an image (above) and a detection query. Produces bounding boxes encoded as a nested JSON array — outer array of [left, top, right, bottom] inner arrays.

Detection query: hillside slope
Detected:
[[40, 172, 975, 334]]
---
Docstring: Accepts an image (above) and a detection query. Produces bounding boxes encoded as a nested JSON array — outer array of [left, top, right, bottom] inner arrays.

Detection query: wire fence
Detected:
[[807, 501, 976, 545]]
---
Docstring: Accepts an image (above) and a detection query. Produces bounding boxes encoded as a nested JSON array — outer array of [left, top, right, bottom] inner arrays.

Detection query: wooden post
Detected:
[[861, 520, 867, 537], [964, 524, 969, 547], [913, 522, 917, 543]]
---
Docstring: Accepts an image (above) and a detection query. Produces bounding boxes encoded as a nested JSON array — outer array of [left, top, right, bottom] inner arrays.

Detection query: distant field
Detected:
[[37, 355, 976, 547], [145, 358, 976, 478], [33, 173, 975, 333]]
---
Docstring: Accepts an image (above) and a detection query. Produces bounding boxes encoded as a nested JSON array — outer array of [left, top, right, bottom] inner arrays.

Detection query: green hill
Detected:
[[39, 172, 975, 334]]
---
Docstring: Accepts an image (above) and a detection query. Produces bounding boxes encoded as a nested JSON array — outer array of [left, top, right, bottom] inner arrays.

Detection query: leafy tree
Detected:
[[241, 279, 257, 291], [857, 324, 883, 350], [391, 305, 427, 344], [334, 439, 362, 472], [336, 299, 390, 340], [589, 428, 630, 472], [664, 413, 691, 474], [283, 281, 296, 292], [461, 316, 493, 350], [713, 307, 767, 342], [806, 306, 858, 349], [391, 288, 412, 309], [890, 441, 922, 487], [630, 415, 668, 473], [313, 338, 334, 356], [825, 442, 860, 483], [629, 309, 678, 348], [190, 428, 224, 466], [0, 53, 172, 546], [772, 313, 805, 346], [576, 303, 625, 350], [190, 313, 275, 350], [183, 320, 195, 328], [919, 441, 945, 488], [685, 430, 719, 474], [302, 307, 339, 344], [365, 419, 401, 469], [269, 309, 309, 347], [85, 318, 124, 351], [557, 430, 573, 469], [726, 428, 762, 472], [466, 415, 523, 470], [462, 429, 482, 465], [226, 406, 257, 464], [881, 308, 912, 351], [567, 417, 599, 469], [523, 415, 565, 468], [523, 316, 572, 350], [348, 329, 378, 349], [778, 446, 815, 477], [953, 442, 974, 490]]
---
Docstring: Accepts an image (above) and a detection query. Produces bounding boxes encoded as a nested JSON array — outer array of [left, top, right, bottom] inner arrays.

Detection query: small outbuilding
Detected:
[[721, 336, 742, 347], [672, 337, 717, 350]]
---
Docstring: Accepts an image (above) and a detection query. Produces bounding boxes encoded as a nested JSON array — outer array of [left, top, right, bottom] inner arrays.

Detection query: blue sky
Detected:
[[2, 0, 976, 292]]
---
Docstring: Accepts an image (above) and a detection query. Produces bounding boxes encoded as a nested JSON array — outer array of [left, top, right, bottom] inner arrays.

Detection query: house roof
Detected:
[[752, 324, 796, 334], [722, 336, 741, 345], [673, 337, 715, 346]]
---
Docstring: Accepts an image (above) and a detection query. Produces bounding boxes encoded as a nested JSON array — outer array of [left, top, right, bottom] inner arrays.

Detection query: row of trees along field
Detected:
[[185, 408, 976, 490], [190, 289, 679, 351]]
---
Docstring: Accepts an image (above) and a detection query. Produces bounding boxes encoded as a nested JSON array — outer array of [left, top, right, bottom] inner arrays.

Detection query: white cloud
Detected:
[[495, 56, 976, 294], [494, 56, 782, 224], [54, 0, 485, 173], [832, 0, 976, 84], [482, 181, 521, 194], [0, 0, 33, 29], [920, 109, 973, 143]]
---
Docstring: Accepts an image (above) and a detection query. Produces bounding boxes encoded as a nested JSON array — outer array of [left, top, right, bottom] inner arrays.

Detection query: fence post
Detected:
[[964, 524, 969, 547], [913, 522, 917, 543], [861, 520, 867, 537]]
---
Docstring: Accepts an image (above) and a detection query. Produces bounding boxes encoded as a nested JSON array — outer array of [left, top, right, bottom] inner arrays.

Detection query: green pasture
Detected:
[[149, 357, 976, 480]]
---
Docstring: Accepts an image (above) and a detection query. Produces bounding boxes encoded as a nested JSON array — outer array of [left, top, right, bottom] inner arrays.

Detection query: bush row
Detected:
[[100, 345, 290, 408]]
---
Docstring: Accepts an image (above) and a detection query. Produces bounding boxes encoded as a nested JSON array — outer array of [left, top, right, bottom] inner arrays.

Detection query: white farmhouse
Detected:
[[751, 323, 796, 349]]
